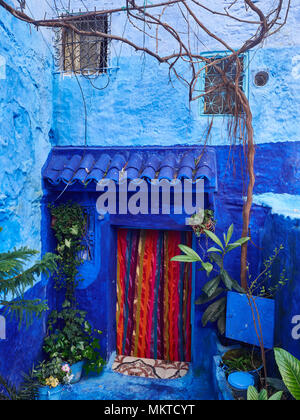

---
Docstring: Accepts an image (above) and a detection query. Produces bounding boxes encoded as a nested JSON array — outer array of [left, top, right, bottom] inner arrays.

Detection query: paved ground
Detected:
[[60, 352, 217, 400]]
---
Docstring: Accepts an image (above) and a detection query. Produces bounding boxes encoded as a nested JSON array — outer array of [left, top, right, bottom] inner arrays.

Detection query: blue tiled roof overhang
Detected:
[[43, 146, 218, 192]]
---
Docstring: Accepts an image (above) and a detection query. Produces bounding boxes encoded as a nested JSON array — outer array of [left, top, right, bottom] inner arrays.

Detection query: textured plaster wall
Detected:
[[0, 1, 54, 388], [52, 1, 300, 147], [51, 0, 300, 366], [1, 0, 300, 389], [0, 0, 53, 252], [257, 202, 300, 360]]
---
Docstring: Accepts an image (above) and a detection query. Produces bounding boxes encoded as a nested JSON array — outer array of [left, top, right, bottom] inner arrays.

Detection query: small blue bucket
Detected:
[[70, 361, 85, 384], [228, 372, 254, 399], [38, 385, 63, 401]]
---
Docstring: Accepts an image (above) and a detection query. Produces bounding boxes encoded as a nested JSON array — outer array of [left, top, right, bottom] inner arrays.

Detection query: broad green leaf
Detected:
[[223, 273, 245, 293], [247, 386, 259, 400], [223, 233, 227, 245], [217, 312, 226, 335], [178, 244, 202, 261], [274, 347, 300, 400], [231, 280, 245, 293], [268, 391, 283, 401], [202, 297, 226, 327], [201, 262, 213, 276], [65, 239, 71, 248], [233, 237, 250, 246], [266, 377, 288, 392], [226, 224, 234, 246], [227, 237, 250, 252], [70, 225, 79, 235], [171, 255, 199, 263], [202, 276, 221, 297], [209, 252, 223, 268], [226, 243, 241, 252], [195, 288, 224, 305], [207, 247, 222, 254], [258, 389, 268, 400], [203, 229, 224, 250], [220, 269, 233, 290]]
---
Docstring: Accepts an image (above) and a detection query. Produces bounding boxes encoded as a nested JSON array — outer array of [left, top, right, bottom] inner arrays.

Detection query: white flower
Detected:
[[61, 364, 71, 373]]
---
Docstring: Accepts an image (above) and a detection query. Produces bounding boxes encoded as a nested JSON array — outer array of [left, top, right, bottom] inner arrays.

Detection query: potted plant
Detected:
[[221, 347, 263, 384], [247, 348, 300, 401], [171, 224, 249, 335], [226, 246, 288, 349], [34, 358, 73, 400], [43, 301, 104, 383], [44, 203, 105, 382], [187, 209, 217, 237]]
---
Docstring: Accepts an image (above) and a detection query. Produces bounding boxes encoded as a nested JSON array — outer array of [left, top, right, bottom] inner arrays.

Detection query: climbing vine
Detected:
[[49, 202, 87, 302]]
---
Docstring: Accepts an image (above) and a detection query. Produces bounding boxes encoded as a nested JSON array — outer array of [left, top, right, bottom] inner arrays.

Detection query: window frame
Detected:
[[198, 51, 249, 117], [61, 12, 111, 75]]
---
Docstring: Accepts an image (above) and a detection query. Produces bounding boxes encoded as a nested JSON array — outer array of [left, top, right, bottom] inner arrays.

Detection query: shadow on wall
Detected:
[[261, 212, 300, 359]]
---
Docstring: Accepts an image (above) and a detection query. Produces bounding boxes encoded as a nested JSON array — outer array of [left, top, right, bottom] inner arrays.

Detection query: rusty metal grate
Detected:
[[59, 13, 111, 74]]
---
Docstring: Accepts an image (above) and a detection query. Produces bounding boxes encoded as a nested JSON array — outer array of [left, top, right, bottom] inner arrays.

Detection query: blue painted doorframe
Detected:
[[41, 188, 213, 372]]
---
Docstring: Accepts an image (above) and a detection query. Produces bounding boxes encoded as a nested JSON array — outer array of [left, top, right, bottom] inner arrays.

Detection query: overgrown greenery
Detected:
[[43, 301, 104, 374], [0, 368, 39, 401], [222, 348, 262, 374], [247, 386, 283, 401], [248, 245, 288, 298], [247, 348, 300, 401], [187, 209, 217, 237], [49, 202, 88, 301], [171, 224, 249, 334], [31, 202, 105, 390], [274, 347, 300, 400], [0, 227, 58, 400], [0, 227, 57, 326]]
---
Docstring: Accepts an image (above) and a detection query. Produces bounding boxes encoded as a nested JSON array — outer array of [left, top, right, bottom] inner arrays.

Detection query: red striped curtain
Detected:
[[116, 229, 192, 362]]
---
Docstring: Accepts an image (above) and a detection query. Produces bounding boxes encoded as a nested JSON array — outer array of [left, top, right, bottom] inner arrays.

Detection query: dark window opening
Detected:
[[203, 56, 245, 115], [62, 14, 110, 74]]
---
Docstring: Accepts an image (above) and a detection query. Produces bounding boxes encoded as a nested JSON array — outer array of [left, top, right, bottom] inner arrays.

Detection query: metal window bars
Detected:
[[55, 13, 111, 75], [203, 56, 244, 115]]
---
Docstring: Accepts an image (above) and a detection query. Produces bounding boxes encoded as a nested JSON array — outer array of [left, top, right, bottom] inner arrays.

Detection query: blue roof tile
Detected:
[[177, 166, 193, 180], [43, 147, 217, 191]]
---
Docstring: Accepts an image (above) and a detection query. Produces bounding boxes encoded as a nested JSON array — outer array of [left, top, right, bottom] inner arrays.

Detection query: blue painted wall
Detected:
[[52, 46, 300, 148], [0, 0, 54, 388], [252, 194, 300, 360], [1, 0, 300, 389], [0, 0, 53, 252]]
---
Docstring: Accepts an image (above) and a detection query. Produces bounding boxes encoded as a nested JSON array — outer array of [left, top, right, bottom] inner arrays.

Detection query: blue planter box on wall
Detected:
[[225, 291, 275, 349]]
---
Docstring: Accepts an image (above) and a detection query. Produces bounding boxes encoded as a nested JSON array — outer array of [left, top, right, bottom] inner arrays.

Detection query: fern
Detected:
[[0, 228, 58, 326]]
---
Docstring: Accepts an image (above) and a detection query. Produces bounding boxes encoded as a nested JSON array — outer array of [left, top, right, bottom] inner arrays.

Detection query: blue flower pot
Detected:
[[226, 291, 275, 349], [70, 361, 85, 384], [38, 385, 63, 401]]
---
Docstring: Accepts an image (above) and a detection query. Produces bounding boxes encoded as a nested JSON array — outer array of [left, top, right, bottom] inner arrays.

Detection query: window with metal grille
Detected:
[[62, 14, 110, 74], [203, 56, 245, 115]]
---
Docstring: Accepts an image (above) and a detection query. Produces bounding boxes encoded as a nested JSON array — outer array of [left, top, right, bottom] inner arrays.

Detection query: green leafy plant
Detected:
[[247, 386, 282, 401], [222, 348, 262, 374], [0, 367, 41, 400], [187, 209, 217, 237], [248, 246, 288, 298], [0, 227, 57, 326], [33, 358, 67, 387], [43, 301, 104, 374], [40, 202, 105, 379], [49, 202, 88, 301], [274, 348, 300, 400], [171, 224, 249, 333]]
